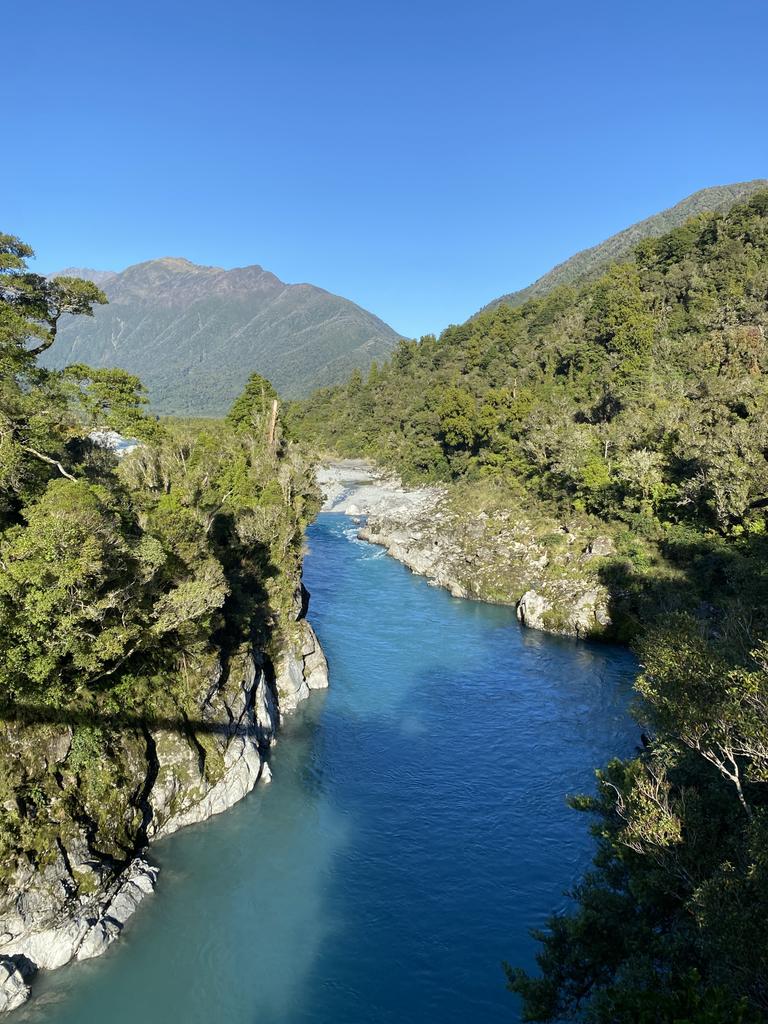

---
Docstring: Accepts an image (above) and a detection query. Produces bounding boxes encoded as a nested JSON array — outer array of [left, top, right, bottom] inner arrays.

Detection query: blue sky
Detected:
[[5, 0, 767, 337]]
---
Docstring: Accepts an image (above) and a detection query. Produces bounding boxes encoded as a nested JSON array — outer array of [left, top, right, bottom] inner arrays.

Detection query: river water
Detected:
[[21, 513, 637, 1023]]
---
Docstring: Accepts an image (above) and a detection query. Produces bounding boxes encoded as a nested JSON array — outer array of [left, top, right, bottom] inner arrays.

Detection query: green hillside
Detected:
[[292, 189, 768, 1019], [42, 257, 402, 415], [295, 189, 768, 543], [479, 178, 768, 313]]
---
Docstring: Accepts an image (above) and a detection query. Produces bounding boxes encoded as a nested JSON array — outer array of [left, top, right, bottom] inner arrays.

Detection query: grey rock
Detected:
[[76, 918, 121, 962], [516, 590, 552, 630], [0, 626, 331, 999], [254, 670, 279, 746], [274, 647, 309, 713], [570, 589, 612, 636], [0, 959, 29, 1013], [583, 535, 616, 559], [300, 622, 329, 691]]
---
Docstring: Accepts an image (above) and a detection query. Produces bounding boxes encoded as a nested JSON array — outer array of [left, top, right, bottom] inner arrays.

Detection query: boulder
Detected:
[[300, 623, 329, 691], [77, 859, 158, 962], [0, 958, 29, 1013], [274, 648, 309, 713], [516, 590, 551, 631], [583, 535, 616, 559], [570, 589, 612, 635]]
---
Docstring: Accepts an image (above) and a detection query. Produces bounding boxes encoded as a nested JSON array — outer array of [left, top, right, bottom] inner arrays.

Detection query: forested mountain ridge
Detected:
[[479, 178, 768, 314], [292, 192, 768, 1019], [42, 256, 402, 415]]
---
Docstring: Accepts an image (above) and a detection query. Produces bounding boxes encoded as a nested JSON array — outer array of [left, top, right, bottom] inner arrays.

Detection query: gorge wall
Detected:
[[0, 596, 328, 1013]]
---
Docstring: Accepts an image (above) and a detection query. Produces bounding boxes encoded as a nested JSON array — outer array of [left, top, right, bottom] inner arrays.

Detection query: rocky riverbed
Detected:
[[318, 460, 615, 640]]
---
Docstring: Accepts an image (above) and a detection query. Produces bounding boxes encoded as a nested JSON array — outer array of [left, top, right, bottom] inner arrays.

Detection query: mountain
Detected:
[[43, 257, 402, 415], [52, 267, 119, 288], [479, 178, 768, 314]]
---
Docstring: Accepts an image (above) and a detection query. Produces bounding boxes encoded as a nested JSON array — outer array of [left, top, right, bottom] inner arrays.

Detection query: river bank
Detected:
[[318, 460, 616, 640], [0, 599, 328, 1014]]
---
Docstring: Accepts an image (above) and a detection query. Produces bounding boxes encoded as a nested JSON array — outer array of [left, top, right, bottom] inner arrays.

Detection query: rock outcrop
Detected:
[[318, 461, 614, 640], [0, 588, 327, 1010], [274, 621, 329, 715], [0, 858, 159, 975], [0, 960, 29, 1014], [516, 590, 552, 631]]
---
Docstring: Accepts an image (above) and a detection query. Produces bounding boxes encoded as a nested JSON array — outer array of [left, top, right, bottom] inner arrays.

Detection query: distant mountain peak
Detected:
[[51, 267, 118, 287], [42, 256, 401, 414]]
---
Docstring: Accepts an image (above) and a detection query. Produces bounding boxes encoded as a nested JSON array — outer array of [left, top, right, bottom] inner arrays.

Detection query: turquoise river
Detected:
[[20, 513, 638, 1023]]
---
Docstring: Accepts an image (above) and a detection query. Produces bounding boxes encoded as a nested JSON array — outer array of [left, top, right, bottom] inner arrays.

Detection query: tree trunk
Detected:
[[267, 398, 279, 450]]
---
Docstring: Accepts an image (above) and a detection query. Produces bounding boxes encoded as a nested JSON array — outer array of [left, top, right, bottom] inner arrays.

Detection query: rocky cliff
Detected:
[[0, 594, 327, 1013], [320, 461, 614, 640]]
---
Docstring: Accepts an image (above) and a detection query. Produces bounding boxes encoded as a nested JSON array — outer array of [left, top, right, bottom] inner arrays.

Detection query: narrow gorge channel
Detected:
[[18, 508, 638, 1024]]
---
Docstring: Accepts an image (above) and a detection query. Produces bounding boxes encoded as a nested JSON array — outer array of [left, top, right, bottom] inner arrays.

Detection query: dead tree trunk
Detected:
[[267, 398, 279, 450]]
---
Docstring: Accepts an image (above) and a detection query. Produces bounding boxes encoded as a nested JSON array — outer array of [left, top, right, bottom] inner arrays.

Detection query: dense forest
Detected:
[[291, 191, 768, 633], [0, 234, 318, 887], [292, 193, 768, 1019]]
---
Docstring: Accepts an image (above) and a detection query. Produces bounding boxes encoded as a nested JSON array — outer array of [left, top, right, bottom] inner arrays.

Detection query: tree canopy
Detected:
[[0, 230, 319, 876]]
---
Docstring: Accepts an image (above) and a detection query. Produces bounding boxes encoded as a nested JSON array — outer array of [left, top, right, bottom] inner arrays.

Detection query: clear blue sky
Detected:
[[5, 0, 767, 337]]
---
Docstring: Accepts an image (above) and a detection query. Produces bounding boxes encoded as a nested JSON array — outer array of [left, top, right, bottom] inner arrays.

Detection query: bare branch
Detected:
[[20, 444, 76, 482]]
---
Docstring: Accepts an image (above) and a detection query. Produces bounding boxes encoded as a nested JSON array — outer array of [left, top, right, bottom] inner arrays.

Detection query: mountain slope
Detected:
[[293, 188, 768, 632], [479, 178, 768, 314], [44, 257, 402, 415]]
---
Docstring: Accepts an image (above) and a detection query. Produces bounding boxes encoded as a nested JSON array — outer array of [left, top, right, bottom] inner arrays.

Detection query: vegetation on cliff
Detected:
[[291, 192, 768, 1019], [0, 233, 319, 879], [291, 190, 768, 638]]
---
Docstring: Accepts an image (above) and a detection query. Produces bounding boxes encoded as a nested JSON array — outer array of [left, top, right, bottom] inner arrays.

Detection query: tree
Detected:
[[437, 385, 479, 451], [226, 372, 278, 435], [637, 615, 768, 818], [62, 364, 162, 443], [0, 234, 107, 356]]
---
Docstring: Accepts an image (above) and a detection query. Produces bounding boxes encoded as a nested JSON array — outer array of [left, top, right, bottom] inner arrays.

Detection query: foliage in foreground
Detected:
[[0, 233, 318, 870], [506, 617, 768, 1021]]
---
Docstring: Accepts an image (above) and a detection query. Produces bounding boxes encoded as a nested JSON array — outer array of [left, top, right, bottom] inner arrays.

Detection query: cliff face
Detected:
[[359, 504, 613, 640], [319, 461, 615, 641], [0, 596, 328, 1012]]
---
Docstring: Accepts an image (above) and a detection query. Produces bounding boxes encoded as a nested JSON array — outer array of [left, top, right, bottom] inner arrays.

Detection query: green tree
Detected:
[[437, 385, 479, 451], [0, 234, 107, 355], [226, 372, 277, 434]]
